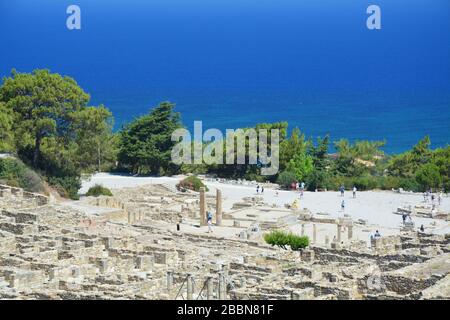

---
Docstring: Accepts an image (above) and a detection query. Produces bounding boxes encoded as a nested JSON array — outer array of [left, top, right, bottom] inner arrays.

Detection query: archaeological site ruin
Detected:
[[0, 181, 449, 300]]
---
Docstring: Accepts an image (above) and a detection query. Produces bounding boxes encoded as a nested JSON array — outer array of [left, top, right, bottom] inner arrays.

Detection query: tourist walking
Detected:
[[207, 219, 213, 233], [207, 211, 213, 233], [341, 200, 345, 211], [261, 186, 264, 194], [340, 185, 345, 197], [420, 225, 425, 233], [352, 186, 357, 198], [256, 184, 260, 194], [438, 192, 443, 206], [207, 211, 213, 222]]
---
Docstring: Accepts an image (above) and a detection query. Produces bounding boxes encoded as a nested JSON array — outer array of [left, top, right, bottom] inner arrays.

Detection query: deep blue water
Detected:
[[1, 0, 449, 153]]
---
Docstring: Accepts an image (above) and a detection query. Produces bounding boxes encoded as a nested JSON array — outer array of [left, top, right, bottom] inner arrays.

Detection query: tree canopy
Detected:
[[0, 69, 115, 198], [118, 101, 182, 175], [0, 101, 14, 152]]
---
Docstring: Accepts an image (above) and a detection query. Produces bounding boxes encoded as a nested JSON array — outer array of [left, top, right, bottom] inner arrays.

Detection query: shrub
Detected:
[[86, 184, 113, 197], [305, 170, 330, 191], [352, 175, 378, 190], [377, 176, 400, 190], [177, 176, 209, 192], [287, 233, 310, 250], [264, 230, 310, 251], [276, 171, 297, 189], [48, 176, 81, 200], [0, 158, 46, 193], [20, 168, 46, 193], [398, 177, 420, 192], [264, 230, 291, 249]]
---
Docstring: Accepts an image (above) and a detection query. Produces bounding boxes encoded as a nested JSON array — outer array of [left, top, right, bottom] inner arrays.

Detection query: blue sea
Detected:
[[1, 0, 449, 153]]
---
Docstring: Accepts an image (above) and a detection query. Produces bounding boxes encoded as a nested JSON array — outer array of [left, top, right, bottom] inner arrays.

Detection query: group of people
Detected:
[[402, 212, 413, 225], [423, 190, 443, 206], [338, 185, 358, 212], [295, 182, 306, 198], [176, 210, 215, 233], [339, 184, 358, 198], [256, 184, 264, 194], [402, 213, 426, 233]]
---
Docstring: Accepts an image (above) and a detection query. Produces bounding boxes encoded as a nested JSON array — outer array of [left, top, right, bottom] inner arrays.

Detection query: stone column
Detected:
[[240, 276, 246, 288], [312, 224, 317, 244], [206, 276, 214, 300], [200, 187, 207, 226], [216, 189, 222, 226], [218, 272, 226, 300], [102, 237, 113, 249], [186, 274, 193, 300], [337, 224, 342, 242], [99, 259, 108, 274], [167, 271, 173, 291], [348, 224, 353, 240], [223, 264, 229, 277]]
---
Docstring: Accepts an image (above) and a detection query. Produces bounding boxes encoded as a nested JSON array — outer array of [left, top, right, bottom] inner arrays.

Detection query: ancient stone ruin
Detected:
[[0, 183, 448, 300]]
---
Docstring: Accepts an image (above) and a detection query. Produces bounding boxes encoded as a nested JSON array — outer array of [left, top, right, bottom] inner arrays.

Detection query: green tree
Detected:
[[415, 163, 442, 191], [118, 101, 182, 175], [276, 170, 297, 189], [0, 102, 14, 152], [280, 128, 311, 171], [0, 69, 90, 167], [71, 106, 117, 172], [333, 139, 385, 177], [388, 136, 431, 177], [212, 122, 287, 180], [306, 135, 330, 190], [286, 152, 313, 181], [430, 146, 450, 191], [0, 69, 115, 198]]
